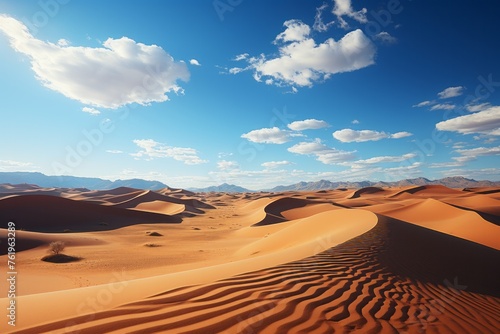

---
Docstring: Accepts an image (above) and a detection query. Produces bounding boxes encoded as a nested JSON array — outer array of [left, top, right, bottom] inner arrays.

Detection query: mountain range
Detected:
[[0, 172, 499, 192], [0, 172, 168, 190]]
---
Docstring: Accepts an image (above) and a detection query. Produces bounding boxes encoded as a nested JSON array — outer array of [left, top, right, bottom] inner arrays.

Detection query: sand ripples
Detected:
[[15, 217, 500, 334]]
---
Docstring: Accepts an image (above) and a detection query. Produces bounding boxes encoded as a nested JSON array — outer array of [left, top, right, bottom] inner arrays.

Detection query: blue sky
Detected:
[[0, 0, 499, 189]]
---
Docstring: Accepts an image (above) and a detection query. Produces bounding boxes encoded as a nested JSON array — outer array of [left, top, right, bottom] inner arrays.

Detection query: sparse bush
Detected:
[[144, 243, 161, 247], [146, 231, 163, 236], [49, 241, 66, 255]]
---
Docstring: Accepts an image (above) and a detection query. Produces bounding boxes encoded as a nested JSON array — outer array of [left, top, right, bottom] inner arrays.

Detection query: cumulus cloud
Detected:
[[374, 32, 397, 44], [241, 127, 291, 144], [189, 59, 201, 66], [261, 160, 293, 169], [287, 119, 329, 131], [0, 15, 189, 109], [436, 106, 500, 136], [438, 86, 465, 99], [231, 19, 375, 88], [332, 0, 368, 28], [430, 103, 456, 111], [332, 129, 412, 142], [131, 139, 207, 165], [288, 138, 356, 164], [82, 107, 101, 115]]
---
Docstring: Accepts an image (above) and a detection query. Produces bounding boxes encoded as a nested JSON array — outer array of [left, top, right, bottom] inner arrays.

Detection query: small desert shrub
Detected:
[[49, 241, 66, 255], [144, 243, 162, 247], [146, 231, 163, 236], [42, 254, 81, 263]]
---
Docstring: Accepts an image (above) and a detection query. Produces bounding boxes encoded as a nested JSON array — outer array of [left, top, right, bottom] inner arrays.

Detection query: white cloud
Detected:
[[241, 127, 291, 144], [131, 139, 207, 165], [438, 86, 465, 99], [288, 138, 356, 164], [57, 38, 69, 46], [436, 106, 500, 136], [261, 160, 293, 169], [0, 15, 189, 109], [352, 119, 360, 124], [348, 153, 416, 166], [189, 59, 201, 66], [413, 100, 433, 108], [456, 146, 500, 158], [313, 3, 335, 32], [332, 128, 412, 142], [106, 150, 123, 154], [0, 159, 36, 172], [234, 53, 249, 61], [332, 0, 368, 28], [217, 160, 239, 171], [466, 102, 491, 113], [287, 119, 329, 131], [374, 32, 397, 44], [232, 20, 375, 88], [275, 19, 311, 43], [430, 103, 456, 111], [391, 131, 413, 139], [82, 107, 101, 115]]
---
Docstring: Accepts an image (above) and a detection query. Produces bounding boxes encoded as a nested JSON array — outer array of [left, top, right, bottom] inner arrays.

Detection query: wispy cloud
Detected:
[[332, 0, 368, 29], [82, 107, 101, 115], [374, 32, 397, 44], [0, 15, 189, 109], [413, 100, 433, 108], [430, 103, 456, 111], [437, 86, 465, 99], [261, 160, 293, 169], [131, 139, 207, 165], [0, 159, 36, 172], [332, 129, 412, 142]]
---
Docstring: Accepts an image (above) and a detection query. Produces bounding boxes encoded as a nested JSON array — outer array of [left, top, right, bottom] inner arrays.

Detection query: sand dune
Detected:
[[371, 198, 500, 250], [0, 184, 499, 333], [0, 194, 180, 232]]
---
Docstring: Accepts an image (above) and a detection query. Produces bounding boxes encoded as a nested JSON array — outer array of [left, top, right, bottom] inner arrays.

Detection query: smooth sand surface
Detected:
[[0, 184, 499, 333]]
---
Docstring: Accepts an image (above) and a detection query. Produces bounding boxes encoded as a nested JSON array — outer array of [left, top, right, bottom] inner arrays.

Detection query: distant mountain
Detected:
[[269, 180, 374, 192], [1, 172, 498, 193], [189, 183, 253, 193], [267, 177, 500, 192], [0, 172, 168, 190]]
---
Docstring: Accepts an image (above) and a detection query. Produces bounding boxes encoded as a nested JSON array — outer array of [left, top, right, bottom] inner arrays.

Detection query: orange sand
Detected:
[[0, 184, 499, 333]]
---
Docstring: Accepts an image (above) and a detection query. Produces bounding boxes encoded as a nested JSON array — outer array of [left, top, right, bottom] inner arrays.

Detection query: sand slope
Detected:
[[0, 184, 499, 333]]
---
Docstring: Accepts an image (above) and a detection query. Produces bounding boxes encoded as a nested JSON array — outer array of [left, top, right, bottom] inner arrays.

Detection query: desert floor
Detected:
[[0, 184, 499, 333]]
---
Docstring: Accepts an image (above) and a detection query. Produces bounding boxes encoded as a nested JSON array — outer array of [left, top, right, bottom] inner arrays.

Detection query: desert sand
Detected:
[[0, 183, 499, 333]]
